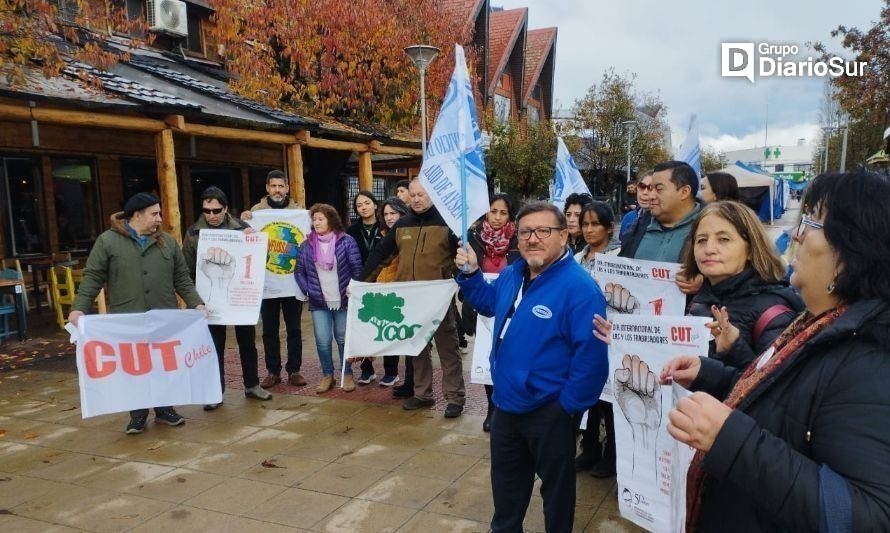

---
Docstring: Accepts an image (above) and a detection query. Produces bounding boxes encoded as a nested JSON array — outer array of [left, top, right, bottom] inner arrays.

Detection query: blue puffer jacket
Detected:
[[294, 233, 363, 311], [457, 250, 609, 415]]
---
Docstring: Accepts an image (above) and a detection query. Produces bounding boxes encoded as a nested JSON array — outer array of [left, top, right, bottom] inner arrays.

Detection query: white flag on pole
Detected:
[[344, 280, 458, 358], [418, 44, 489, 238], [676, 114, 701, 182], [550, 136, 591, 210]]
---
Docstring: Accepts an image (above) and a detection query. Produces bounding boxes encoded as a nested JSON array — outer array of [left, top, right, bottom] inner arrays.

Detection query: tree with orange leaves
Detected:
[[0, 0, 147, 85], [208, 0, 473, 131]]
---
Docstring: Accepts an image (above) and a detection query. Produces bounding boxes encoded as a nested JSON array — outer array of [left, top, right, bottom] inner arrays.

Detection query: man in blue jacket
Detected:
[[455, 201, 608, 533]]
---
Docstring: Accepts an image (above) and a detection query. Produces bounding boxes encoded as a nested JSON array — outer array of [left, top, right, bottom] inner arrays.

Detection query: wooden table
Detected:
[[18, 256, 79, 312], [0, 278, 27, 341]]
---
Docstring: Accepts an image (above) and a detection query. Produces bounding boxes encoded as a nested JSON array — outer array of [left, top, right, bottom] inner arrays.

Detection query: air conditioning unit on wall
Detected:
[[147, 0, 188, 38]]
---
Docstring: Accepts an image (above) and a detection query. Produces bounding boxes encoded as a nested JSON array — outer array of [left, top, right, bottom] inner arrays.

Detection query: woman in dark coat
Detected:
[[681, 201, 804, 368], [662, 170, 890, 531]]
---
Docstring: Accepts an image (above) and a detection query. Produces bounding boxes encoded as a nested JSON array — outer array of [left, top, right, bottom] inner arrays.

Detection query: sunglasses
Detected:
[[636, 183, 653, 191], [203, 208, 225, 215]]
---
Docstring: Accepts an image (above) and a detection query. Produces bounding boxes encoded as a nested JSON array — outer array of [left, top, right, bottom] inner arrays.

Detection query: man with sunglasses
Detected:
[[183, 186, 272, 409], [455, 201, 608, 532]]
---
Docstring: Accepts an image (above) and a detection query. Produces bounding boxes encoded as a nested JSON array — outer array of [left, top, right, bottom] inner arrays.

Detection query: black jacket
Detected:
[[618, 210, 652, 259], [691, 299, 890, 532], [687, 268, 804, 368], [346, 220, 381, 264]]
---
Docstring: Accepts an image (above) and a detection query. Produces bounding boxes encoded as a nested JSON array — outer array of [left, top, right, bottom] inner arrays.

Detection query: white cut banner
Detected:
[[67, 310, 221, 418], [469, 273, 498, 385], [595, 254, 687, 403], [344, 280, 458, 358], [609, 314, 709, 533], [195, 229, 268, 325], [248, 209, 311, 300]]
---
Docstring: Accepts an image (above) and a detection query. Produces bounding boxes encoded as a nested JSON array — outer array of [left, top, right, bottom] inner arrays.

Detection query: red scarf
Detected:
[[479, 220, 515, 272], [685, 304, 848, 532]]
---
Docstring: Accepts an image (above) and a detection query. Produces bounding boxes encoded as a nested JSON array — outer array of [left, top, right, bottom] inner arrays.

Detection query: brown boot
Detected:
[[342, 374, 356, 392], [316, 375, 335, 393], [288, 372, 307, 387], [260, 374, 281, 389]]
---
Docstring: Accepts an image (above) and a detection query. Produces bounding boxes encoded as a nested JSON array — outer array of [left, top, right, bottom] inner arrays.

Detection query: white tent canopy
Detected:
[[716, 164, 776, 224]]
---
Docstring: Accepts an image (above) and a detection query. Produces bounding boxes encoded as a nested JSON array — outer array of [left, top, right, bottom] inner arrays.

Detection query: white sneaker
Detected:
[[244, 385, 272, 400]]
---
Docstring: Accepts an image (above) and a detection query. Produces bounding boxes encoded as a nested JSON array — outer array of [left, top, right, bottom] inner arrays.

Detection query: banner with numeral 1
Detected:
[[195, 229, 268, 325]]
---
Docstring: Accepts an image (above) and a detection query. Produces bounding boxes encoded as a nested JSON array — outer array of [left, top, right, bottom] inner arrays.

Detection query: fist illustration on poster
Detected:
[[201, 246, 235, 307], [605, 282, 640, 314], [614, 354, 662, 478]]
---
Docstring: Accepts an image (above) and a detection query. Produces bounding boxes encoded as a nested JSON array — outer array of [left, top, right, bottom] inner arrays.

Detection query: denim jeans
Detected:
[[311, 308, 348, 377]]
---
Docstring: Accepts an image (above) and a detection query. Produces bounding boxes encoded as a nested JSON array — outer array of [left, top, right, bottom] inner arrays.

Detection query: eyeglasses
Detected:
[[203, 208, 225, 215], [636, 183, 653, 191], [796, 216, 824, 237], [517, 226, 563, 240]]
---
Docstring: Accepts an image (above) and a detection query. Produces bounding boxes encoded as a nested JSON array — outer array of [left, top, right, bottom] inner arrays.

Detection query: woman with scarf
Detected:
[[661, 170, 890, 531], [464, 193, 520, 431], [295, 204, 363, 393]]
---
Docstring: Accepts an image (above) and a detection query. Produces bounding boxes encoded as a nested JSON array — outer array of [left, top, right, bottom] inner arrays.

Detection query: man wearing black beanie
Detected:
[[69, 192, 205, 435]]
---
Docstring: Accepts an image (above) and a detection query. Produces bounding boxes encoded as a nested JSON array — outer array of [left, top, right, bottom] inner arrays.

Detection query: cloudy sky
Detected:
[[494, 0, 881, 153]]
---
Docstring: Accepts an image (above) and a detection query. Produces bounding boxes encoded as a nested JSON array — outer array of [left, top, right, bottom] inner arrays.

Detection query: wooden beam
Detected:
[[41, 156, 60, 254], [358, 151, 373, 192], [375, 144, 423, 156], [164, 114, 185, 130], [182, 123, 295, 144], [286, 144, 306, 207], [306, 136, 369, 152], [295, 130, 310, 145], [241, 167, 251, 214], [0, 103, 166, 132], [154, 129, 182, 242], [368, 140, 382, 152]]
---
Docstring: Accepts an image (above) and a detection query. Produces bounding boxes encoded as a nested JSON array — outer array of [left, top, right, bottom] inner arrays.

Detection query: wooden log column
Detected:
[[286, 144, 306, 208], [358, 151, 373, 192], [154, 129, 182, 241]]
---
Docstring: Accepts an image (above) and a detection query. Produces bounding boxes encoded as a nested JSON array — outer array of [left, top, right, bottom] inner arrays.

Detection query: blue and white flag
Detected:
[[676, 114, 701, 182], [418, 44, 489, 240], [550, 136, 591, 210]]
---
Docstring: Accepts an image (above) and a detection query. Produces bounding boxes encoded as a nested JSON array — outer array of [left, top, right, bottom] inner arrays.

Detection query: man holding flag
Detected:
[[359, 179, 464, 417]]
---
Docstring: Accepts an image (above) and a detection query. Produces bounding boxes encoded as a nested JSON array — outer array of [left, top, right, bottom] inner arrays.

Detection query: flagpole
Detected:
[[460, 153, 469, 272]]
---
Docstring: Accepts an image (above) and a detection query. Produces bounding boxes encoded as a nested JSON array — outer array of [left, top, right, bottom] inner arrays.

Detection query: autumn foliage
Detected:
[[208, 0, 473, 131], [0, 0, 147, 84]]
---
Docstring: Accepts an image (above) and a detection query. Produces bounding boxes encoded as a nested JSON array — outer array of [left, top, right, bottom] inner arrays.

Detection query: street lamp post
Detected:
[[404, 45, 440, 159], [620, 120, 637, 213]]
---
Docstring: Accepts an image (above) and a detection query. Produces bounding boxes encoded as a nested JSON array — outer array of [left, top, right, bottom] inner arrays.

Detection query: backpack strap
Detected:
[[752, 304, 793, 345]]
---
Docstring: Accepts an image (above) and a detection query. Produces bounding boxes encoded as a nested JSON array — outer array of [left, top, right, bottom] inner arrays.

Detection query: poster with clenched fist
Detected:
[[593, 254, 687, 403], [593, 254, 686, 316], [609, 314, 709, 533], [195, 229, 268, 325]]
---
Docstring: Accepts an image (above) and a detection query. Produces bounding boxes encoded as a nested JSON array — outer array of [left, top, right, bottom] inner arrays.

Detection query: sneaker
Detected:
[[444, 403, 464, 418], [379, 375, 399, 387], [203, 402, 224, 411], [316, 375, 335, 393], [402, 397, 435, 411], [155, 408, 185, 426], [245, 385, 272, 401], [356, 371, 376, 385], [342, 374, 356, 392], [261, 374, 281, 388], [288, 372, 307, 387], [590, 456, 616, 478], [125, 414, 147, 434], [393, 383, 414, 398]]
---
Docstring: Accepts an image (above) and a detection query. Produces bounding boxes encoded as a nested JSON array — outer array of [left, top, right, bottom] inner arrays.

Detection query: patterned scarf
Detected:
[[685, 304, 848, 532], [309, 231, 339, 271], [479, 220, 515, 271]]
